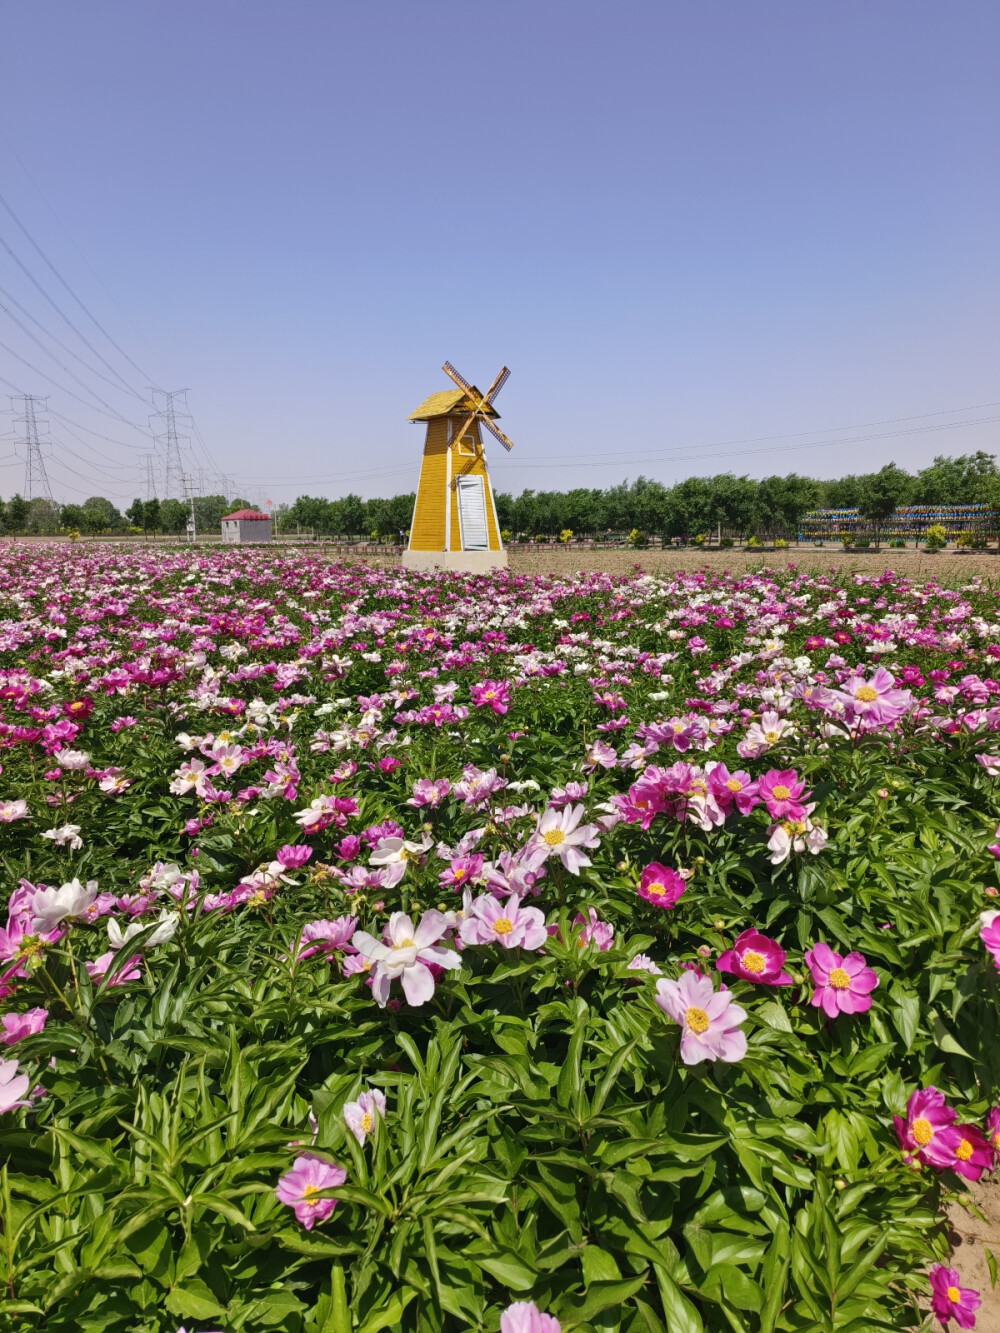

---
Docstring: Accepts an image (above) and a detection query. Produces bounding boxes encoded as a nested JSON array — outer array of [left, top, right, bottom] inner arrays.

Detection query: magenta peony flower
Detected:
[[950, 1124, 994, 1181], [706, 764, 760, 814], [276, 844, 312, 869], [893, 1086, 962, 1169], [757, 769, 809, 821], [837, 668, 913, 728], [407, 777, 451, 808], [717, 929, 791, 985], [0, 1008, 47, 1045], [987, 1106, 1000, 1158], [928, 1265, 980, 1328], [500, 1301, 560, 1333], [438, 854, 485, 890], [275, 1154, 346, 1230], [979, 910, 1000, 970], [459, 893, 548, 950], [573, 907, 614, 951], [637, 862, 686, 909], [655, 970, 747, 1065], [470, 680, 511, 714], [804, 941, 878, 1017]]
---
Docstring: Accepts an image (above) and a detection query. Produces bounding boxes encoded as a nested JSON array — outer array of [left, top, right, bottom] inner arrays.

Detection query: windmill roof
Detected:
[[222, 509, 271, 521], [408, 387, 500, 421]]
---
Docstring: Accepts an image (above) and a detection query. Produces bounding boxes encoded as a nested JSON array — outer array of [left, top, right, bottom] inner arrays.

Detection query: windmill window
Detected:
[[456, 433, 476, 456]]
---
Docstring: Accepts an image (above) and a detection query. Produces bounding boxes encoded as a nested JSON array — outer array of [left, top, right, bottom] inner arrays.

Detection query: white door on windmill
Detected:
[[456, 475, 489, 550]]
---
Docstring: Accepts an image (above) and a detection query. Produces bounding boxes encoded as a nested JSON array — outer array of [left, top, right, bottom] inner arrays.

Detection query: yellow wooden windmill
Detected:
[[402, 362, 512, 572]]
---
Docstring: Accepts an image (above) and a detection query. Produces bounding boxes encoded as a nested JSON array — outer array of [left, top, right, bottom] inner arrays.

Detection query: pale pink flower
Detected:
[[0, 1059, 30, 1113], [85, 951, 142, 986], [573, 907, 614, 951], [343, 1088, 386, 1145], [0, 1008, 47, 1045], [500, 1301, 561, 1333], [351, 911, 461, 1007], [407, 777, 451, 808], [275, 1154, 346, 1229], [0, 801, 28, 823], [460, 894, 548, 950], [655, 970, 747, 1064], [526, 804, 600, 874], [736, 710, 794, 759]]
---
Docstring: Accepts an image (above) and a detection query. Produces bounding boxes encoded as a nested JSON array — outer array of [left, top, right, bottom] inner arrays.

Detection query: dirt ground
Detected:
[[948, 1178, 1000, 1329], [502, 545, 1000, 581]]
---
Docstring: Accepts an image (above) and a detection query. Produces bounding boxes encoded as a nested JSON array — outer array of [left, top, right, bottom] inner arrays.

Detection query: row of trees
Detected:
[[0, 452, 996, 541], [285, 451, 1000, 543]]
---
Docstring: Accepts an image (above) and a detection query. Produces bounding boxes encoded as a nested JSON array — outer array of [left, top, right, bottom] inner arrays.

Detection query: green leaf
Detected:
[[472, 1248, 537, 1290], [164, 1279, 227, 1320], [356, 1287, 417, 1333], [582, 1244, 623, 1285]]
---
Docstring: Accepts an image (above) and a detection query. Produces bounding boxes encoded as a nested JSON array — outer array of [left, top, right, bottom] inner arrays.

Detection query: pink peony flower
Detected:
[[804, 941, 878, 1017], [0, 1008, 47, 1045], [291, 917, 357, 961], [85, 952, 142, 986], [893, 1086, 962, 1169], [928, 1265, 980, 1328], [950, 1124, 994, 1181], [626, 954, 661, 974], [343, 1087, 386, 1145], [438, 854, 485, 890], [717, 929, 791, 985], [836, 668, 913, 728], [500, 1301, 560, 1333], [407, 777, 451, 808], [757, 769, 809, 821], [460, 893, 548, 950], [655, 970, 747, 1065], [275, 1154, 346, 1230], [637, 862, 685, 909], [573, 908, 614, 951], [0, 800, 28, 823]]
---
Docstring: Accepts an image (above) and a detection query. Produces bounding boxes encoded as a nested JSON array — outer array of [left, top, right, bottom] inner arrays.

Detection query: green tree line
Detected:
[[1, 452, 997, 539]]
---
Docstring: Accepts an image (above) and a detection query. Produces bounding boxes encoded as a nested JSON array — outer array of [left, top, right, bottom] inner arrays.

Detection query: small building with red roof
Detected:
[[221, 508, 273, 544]]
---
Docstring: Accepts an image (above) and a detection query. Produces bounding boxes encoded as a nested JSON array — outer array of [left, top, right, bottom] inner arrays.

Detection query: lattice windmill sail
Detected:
[[401, 362, 513, 573]]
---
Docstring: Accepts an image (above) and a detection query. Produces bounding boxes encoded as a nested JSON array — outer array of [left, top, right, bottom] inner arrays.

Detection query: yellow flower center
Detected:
[[452, 868, 466, 879], [741, 950, 766, 974], [484, 690, 496, 700], [302, 1184, 320, 1202], [725, 778, 743, 793], [855, 685, 878, 702], [828, 967, 850, 989], [543, 829, 565, 846], [771, 784, 791, 800], [360, 1111, 373, 1134], [764, 730, 780, 743], [912, 1117, 933, 1146], [397, 937, 414, 948], [645, 881, 666, 896], [947, 1286, 962, 1304], [685, 1006, 709, 1033], [493, 918, 513, 935], [17, 936, 44, 960], [955, 1138, 973, 1161]]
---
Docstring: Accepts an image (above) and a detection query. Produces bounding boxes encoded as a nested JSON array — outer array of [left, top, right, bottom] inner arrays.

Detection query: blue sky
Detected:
[[1, 1, 998, 505]]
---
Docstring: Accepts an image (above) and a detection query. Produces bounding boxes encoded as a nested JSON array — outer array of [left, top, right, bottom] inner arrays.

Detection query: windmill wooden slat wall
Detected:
[[402, 364, 511, 572]]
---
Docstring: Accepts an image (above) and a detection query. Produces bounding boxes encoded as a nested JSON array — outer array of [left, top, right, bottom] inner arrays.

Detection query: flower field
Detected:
[[0, 545, 999, 1332]]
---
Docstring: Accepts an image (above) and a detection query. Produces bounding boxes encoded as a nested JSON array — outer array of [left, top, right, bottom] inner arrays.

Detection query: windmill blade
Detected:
[[481, 416, 514, 452], [442, 361, 475, 396], [481, 365, 510, 407], [450, 411, 480, 449]]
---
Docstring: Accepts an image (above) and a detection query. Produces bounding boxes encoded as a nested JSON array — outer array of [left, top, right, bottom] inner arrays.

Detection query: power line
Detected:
[[0, 187, 154, 390], [150, 388, 190, 500], [0, 337, 154, 432]]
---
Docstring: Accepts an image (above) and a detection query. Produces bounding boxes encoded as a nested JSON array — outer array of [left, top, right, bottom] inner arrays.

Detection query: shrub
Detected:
[[774, 537, 789, 549], [746, 535, 762, 547], [559, 529, 573, 544], [719, 536, 734, 548], [924, 524, 947, 551]]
